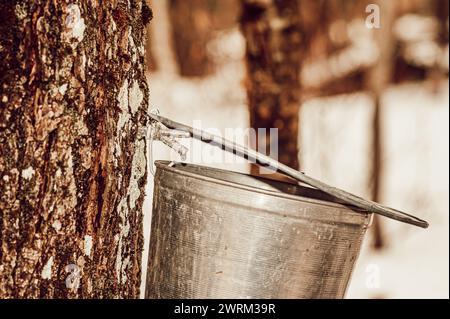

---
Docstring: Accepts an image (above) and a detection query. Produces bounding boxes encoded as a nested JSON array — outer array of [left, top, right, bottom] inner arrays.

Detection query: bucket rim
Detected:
[[155, 161, 371, 218]]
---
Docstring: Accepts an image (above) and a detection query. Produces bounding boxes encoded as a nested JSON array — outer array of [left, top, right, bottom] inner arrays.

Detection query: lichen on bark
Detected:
[[0, 0, 151, 298]]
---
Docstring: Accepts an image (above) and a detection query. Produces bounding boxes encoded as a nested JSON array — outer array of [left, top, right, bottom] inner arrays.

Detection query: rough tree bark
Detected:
[[169, 0, 214, 77], [240, 0, 304, 170], [0, 0, 152, 298]]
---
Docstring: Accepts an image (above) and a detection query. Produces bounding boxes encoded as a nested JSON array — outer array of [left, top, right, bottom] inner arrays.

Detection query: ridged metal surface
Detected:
[[146, 161, 371, 299]]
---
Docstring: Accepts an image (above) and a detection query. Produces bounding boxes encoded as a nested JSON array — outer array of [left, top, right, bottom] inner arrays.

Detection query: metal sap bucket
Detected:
[[145, 161, 371, 299]]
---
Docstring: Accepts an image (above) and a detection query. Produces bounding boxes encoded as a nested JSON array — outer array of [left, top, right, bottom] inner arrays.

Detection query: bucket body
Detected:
[[146, 161, 371, 299]]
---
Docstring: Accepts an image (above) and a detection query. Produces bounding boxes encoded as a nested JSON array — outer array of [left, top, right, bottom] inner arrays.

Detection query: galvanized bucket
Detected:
[[145, 161, 371, 299]]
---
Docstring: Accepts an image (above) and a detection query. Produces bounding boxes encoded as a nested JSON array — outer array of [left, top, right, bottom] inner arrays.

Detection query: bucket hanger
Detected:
[[146, 112, 429, 229]]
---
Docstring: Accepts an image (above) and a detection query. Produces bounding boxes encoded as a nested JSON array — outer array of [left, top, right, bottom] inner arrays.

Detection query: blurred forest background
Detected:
[[142, 0, 449, 298]]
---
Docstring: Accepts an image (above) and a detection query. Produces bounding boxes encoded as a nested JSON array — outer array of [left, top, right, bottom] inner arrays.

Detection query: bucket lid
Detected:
[[148, 113, 429, 229]]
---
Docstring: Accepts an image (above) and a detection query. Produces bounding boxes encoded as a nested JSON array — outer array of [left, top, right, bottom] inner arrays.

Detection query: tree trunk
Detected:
[[145, 0, 157, 72], [435, 0, 449, 45], [0, 0, 151, 298], [240, 0, 304, 170], [146, 18, 157, 72], [169, 0, 214, 77], [366, 0, 397, 250]]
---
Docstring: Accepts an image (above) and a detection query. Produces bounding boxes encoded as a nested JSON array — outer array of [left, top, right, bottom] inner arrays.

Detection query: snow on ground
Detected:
[[345, 81, 449, 299]]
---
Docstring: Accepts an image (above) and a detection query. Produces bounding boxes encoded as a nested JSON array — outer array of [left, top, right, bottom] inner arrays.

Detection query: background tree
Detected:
[[240, 0, 304, 170], [365, 0, 397, 249], [146, 1, 158, 73], [0, 0, 151, 298], [169, 0, 214, 77]]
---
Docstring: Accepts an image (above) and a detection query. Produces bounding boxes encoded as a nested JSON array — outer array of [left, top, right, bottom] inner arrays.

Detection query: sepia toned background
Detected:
[[142, 0, 449, 298]]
